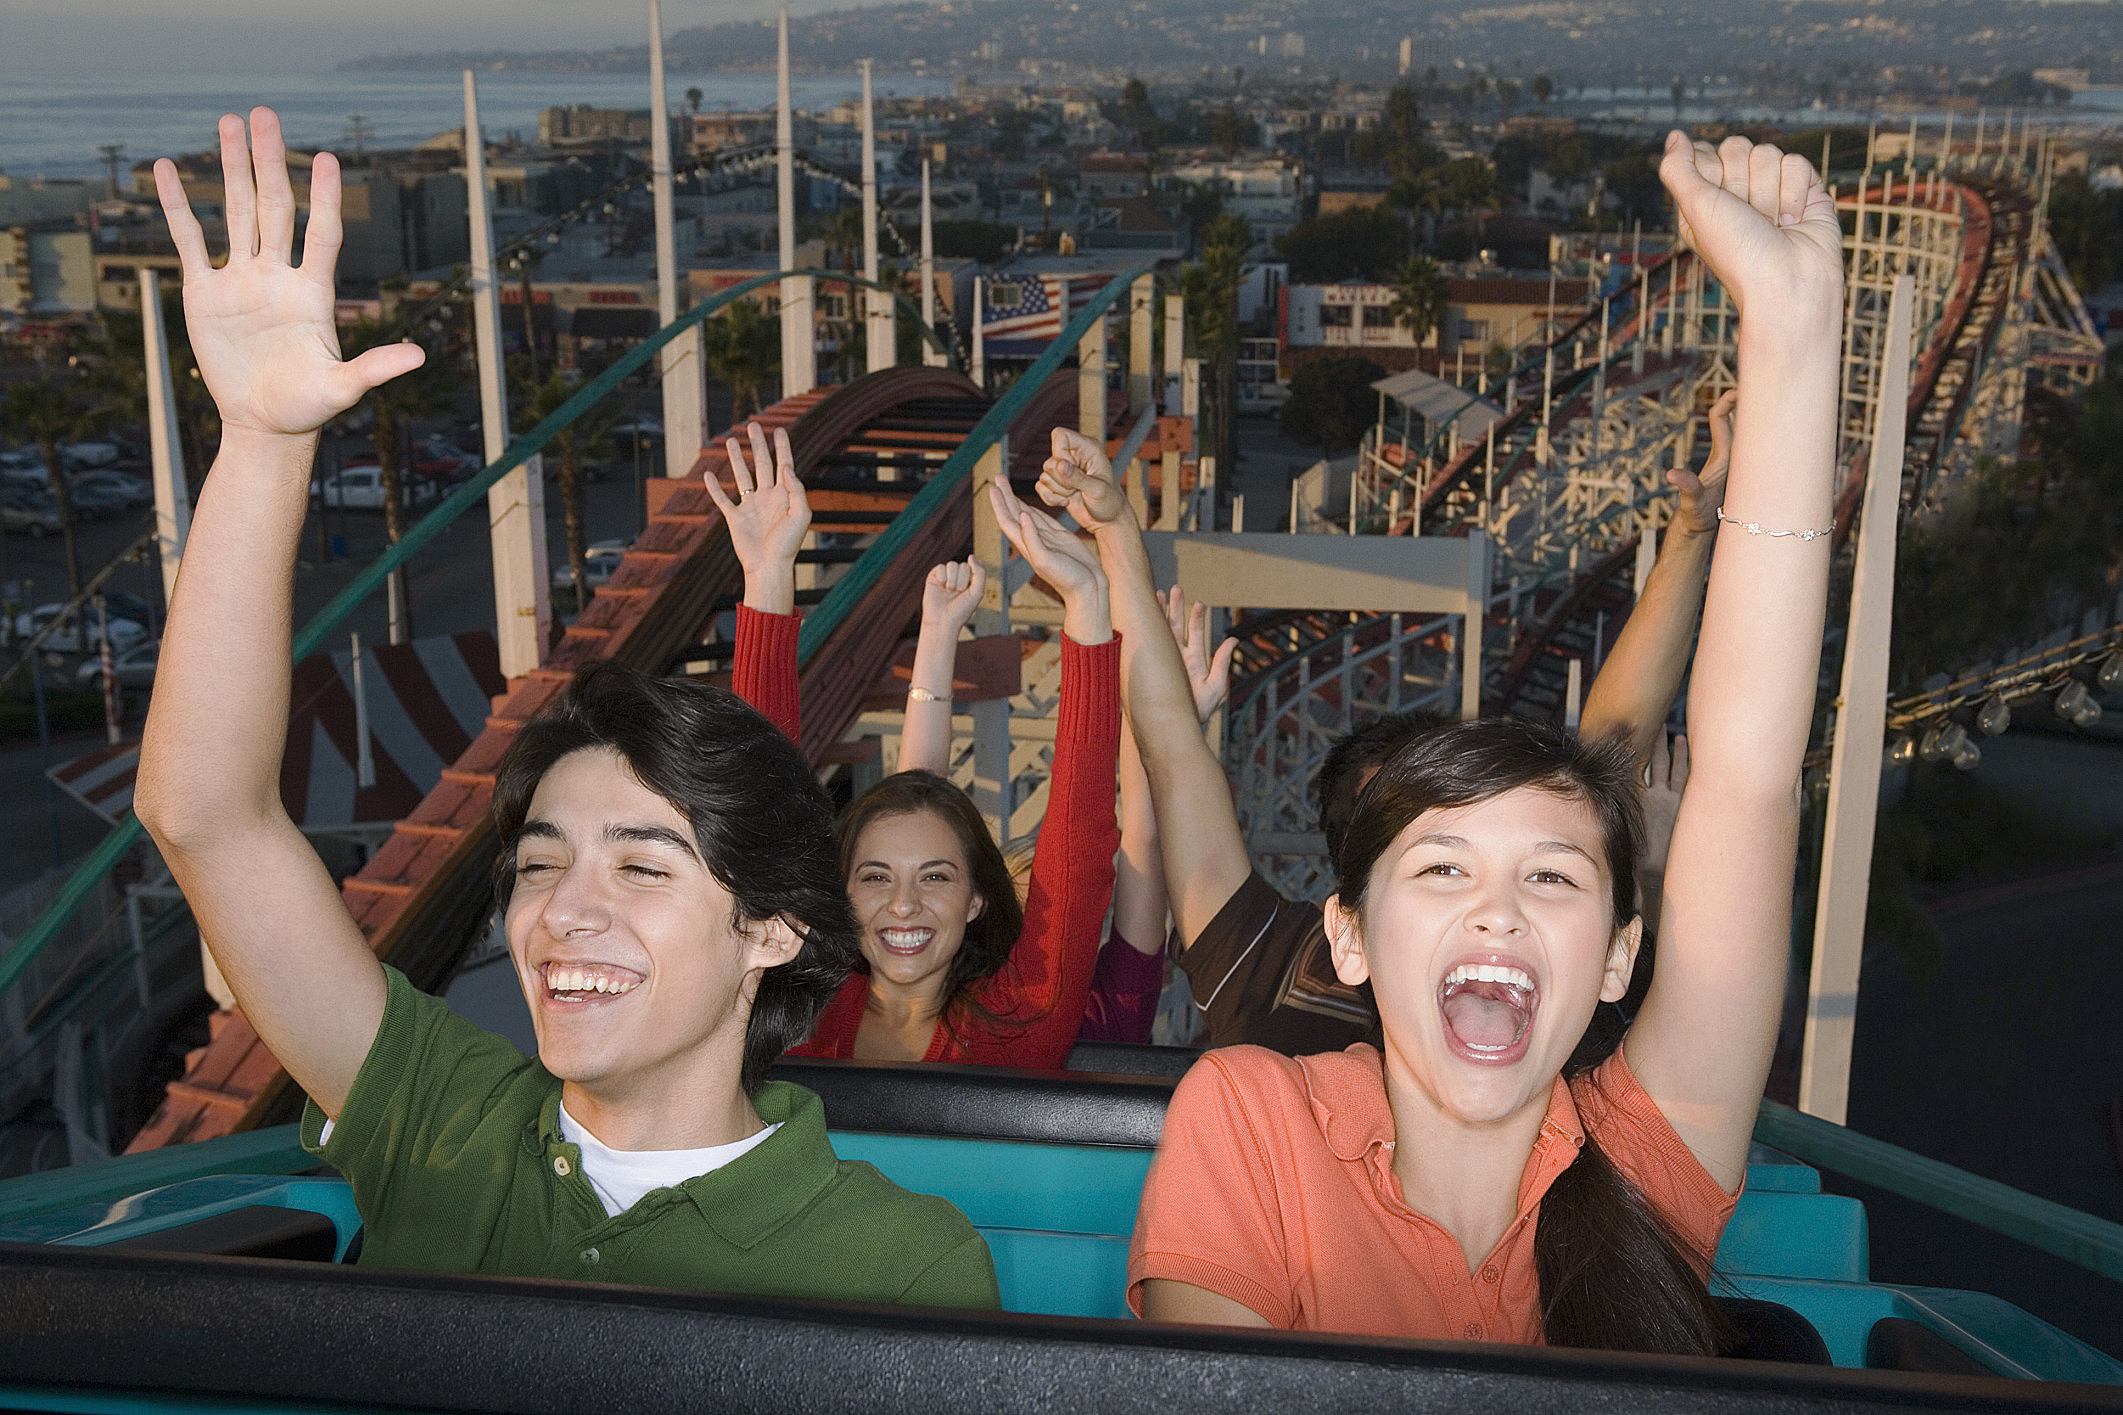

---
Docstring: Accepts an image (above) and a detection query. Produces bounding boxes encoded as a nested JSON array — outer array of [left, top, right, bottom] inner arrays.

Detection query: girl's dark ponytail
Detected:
[[1533, 1090, 1737, 1354]]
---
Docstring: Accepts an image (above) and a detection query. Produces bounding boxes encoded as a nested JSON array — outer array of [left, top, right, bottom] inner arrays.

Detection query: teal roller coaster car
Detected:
[[0, 1048, 2117, 1414]]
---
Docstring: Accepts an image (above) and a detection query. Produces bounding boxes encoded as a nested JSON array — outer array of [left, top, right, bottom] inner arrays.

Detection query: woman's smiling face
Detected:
[[1326, 784, 1640, 1127], [845, 807, 986, 997]]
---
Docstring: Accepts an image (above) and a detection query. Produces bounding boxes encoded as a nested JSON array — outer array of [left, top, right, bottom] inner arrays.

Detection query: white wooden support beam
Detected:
[[139, 268, 189, 610], [1461, 529, 1488, 721], [1128, 273, 1155, 414], [1077, 305, 1106, 440], [649, 0, 705, 474], [971, 437, 1012, 842], [860, 59, 893, 373], [775, 8, 814, 396], [1801, 274, 1915, 1125], [465, 70, 550, 679]]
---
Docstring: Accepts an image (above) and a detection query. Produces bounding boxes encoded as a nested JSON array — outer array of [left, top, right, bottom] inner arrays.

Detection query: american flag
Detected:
[[980, 273, 1112, 355]]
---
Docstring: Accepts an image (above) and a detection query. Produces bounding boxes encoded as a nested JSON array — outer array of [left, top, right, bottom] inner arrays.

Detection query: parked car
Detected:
[[76, 638, 159, 691], [11, 603, 147, 654], [1, 488, 61, 537], [0, 447, 45, 475], [71, 470, 155, 513], [96, 590, 161, 631], [60, 441, 119, 470], [611, 416, 663, 446], [310, 464, 442, 512], [550, 540, 628, 593]]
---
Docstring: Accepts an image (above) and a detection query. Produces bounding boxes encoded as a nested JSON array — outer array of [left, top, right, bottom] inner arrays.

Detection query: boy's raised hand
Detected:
[[156, 108, 424, 439], [1658, 131, 1842, 322], [1039, 427, 1131, 531]]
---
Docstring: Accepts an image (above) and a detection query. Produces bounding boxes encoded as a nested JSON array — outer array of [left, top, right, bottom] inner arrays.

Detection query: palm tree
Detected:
[[517, 368, 618, 608], [77, 295, 213, 497], [4, 373, 105, 597], [685, 86, 703, 115], [339, 319, 454, 642], [1180, 213, 1249, 485], [1387, 253, 1450, 350], [703, 297, 780, 422]]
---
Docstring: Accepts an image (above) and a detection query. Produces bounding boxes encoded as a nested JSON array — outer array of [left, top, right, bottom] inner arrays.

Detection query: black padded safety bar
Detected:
[[2, 1244, 2114, 1415], [768, 1056, 1175, 1149], [1064, 1041, 1204, 1081]]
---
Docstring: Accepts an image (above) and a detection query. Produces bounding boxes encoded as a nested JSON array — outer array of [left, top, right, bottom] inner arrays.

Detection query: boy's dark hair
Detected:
[[836, 770, 1027, 1033], [490, 661, 859, 1091], [1315, 709, 1452, 857], [1333, 715, 1735, 1357]]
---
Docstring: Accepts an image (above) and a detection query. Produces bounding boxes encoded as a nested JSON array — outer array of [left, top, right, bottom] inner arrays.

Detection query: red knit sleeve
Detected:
[[963, 633, 1121, 1067], [733, 604, 801, 744]]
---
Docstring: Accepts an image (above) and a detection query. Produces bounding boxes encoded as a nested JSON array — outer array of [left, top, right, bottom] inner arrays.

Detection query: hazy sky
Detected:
[[3, 1, 891, 72]]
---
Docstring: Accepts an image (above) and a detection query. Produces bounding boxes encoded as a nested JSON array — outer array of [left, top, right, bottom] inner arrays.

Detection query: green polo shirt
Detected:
[[302, 966, 997, 1308]]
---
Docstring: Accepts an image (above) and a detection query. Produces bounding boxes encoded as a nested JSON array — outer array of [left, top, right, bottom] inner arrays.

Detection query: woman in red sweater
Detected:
[[707, 424, 1119, 1068]]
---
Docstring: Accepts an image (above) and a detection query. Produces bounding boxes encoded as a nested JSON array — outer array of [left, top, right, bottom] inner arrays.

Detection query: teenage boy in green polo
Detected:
[[134, 107, 996, 1308]]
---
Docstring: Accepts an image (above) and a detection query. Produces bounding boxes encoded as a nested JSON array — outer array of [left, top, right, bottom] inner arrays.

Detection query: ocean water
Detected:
[[0, 68, 953, 183]]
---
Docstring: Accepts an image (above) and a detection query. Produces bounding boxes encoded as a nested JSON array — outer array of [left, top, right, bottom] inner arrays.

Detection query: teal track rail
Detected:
[[1756, 1100, 2123, 1285], [796, 264, 1154, 664], [0, 267, 941, 1002]]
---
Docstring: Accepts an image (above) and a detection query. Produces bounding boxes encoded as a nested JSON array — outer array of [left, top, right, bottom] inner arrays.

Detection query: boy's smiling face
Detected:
[[505, 746, 788, 1093]]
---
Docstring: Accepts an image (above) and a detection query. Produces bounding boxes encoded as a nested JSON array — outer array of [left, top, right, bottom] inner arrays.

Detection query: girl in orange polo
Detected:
[[1123, 131, 1844, 1354]]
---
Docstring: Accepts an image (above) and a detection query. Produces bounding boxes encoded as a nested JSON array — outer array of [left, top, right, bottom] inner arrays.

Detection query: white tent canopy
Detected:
[[1371, 367, 1505, 441]]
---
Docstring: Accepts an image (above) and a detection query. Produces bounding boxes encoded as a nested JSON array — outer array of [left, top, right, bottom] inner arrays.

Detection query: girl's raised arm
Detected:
[[1624, 134, 1843, 1193]]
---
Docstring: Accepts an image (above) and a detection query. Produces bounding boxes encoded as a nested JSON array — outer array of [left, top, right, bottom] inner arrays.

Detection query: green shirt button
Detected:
[[553, 1155, 571, 1177], [580, 1247, 600, 1265]]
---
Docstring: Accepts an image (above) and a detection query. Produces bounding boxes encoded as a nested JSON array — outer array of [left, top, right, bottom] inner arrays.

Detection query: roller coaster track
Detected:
[[1231, 158, 2080, 895], [117, 356, 1138, 1151]]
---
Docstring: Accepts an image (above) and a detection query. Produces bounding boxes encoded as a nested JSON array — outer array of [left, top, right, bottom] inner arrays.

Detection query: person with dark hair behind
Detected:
[[710, 427, 1121, 1066], [1041, 388, 1732, 1058], [1120, 132, 1842, 1352], [131, 109, 996, 1308]]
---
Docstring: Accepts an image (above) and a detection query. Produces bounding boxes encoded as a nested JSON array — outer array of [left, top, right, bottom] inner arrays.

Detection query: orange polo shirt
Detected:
[[1127, 1043, 1739, 1343]]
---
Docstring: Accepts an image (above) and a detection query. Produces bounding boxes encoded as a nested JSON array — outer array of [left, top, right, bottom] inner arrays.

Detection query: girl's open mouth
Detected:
[[1438, 962, 1538, 1065]]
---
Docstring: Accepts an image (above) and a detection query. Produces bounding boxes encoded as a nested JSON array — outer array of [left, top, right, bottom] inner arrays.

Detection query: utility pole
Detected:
[[343, 115, 373, 163], [649, 0, 706, 476], [97, 144, 124, 200], [464, 71, 550, 679]]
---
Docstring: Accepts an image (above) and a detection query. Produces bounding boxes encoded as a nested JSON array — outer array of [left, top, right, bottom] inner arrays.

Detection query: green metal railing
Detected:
[[0, 266, 947, 1002], [1756, 1100, 2123, 1285]]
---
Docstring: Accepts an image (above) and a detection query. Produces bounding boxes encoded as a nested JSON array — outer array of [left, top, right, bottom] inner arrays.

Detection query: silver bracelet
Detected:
[[1716, 507, 1833, 541], [907, 685, 947, 703]]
